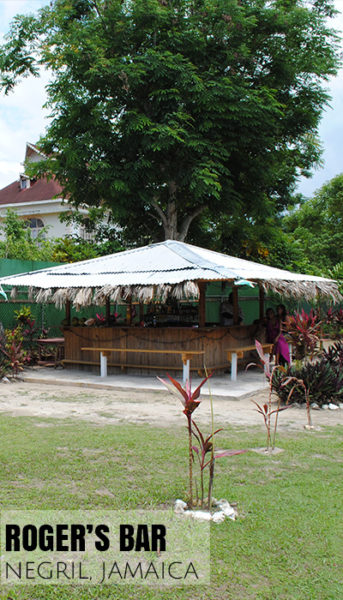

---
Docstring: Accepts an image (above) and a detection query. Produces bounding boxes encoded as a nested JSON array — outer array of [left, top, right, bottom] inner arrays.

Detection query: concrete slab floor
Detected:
[[21, 366, 268, 400]]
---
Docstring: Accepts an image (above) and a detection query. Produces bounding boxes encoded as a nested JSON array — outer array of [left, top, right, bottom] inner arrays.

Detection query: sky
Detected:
[[0, 0, 342, 198]]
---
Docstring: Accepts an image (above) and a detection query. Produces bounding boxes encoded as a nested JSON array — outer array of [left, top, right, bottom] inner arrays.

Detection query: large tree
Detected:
[[282, 173, 343, 273], [0, 0, 340, 242]]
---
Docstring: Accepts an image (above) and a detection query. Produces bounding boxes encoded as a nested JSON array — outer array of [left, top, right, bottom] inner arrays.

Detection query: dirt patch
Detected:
[[95, 487, 115, 498], [250, 447, 285, 455], [0, 381, 343, 430]]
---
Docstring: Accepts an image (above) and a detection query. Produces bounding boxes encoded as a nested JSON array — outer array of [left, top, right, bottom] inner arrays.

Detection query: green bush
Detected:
[[272, 343, 343, 407]]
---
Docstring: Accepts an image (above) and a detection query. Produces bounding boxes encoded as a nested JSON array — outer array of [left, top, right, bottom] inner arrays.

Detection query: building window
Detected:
[[25, 217, 45, 239], [20, 175, 30, 190], [79, 226, 95, 241]]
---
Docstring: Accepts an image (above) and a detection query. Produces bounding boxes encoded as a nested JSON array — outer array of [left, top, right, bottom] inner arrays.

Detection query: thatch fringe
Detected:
[[122, 286, 133, 300], [136, 286, 155, 302], [109, 287, 123, 302], [262, 279, 342, 302], [93, 285, 112, 305], [155, 284, 172, 302], [74, 287, 94, 310], [74, 281, 200, 308], [4, 277, 339, 310], [172, 281, 200, 300], [35, 288, 53, 304], [51, 288, 77, 309]]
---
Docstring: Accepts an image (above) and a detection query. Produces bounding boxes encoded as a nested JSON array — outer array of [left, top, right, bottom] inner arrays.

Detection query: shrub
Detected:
[[322, 339, 343, 367], [285, 309, 322, 360], [323, 307, 343, 340], [0, 327, 31, 377], [272, 352, 343, 407]]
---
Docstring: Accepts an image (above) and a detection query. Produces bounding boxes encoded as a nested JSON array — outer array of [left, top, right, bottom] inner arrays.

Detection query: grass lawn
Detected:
[[0, 414, 342, 599]]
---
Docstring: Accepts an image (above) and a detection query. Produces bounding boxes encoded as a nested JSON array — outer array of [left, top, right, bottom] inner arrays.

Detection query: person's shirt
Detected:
[[220, 301, 243, 326]]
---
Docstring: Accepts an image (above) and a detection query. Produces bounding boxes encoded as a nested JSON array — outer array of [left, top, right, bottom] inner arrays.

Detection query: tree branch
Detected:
[[151, 198, 168, 230], [178, 205, 206, 241]]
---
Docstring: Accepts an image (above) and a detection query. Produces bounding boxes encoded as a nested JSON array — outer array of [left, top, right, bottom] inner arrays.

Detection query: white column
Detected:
[[230, 353, 237, 382], [100, 352, 108, 377], [183, 359, 190, 386], [288, 343, 292, 366]]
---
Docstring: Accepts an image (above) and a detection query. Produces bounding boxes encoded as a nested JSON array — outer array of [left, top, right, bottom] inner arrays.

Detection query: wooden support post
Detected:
[[65, 300, 71, 326], [198, 282, 206, 328], [105, 298, 111, 326], [232, 286, 239, 325], [127, 296, 133, 326], [259, 285, 265, 321], [139, 303, 144, 323]]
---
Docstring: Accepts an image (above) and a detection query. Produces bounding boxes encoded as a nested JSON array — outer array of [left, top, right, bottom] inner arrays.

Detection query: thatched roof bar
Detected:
[[1, 240, 341, 307]]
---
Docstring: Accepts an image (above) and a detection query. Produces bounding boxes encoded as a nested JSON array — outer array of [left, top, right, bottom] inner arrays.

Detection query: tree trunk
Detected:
[[151, 182, 206, 241], [164, 197, 178, 240]]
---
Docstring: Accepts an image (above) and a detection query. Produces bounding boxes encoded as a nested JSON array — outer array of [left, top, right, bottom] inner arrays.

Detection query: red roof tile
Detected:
[[0, 178, 63, 206]]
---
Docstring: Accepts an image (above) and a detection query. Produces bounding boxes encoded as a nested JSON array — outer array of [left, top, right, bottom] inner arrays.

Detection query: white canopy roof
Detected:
[[0, 240, 340, 305]]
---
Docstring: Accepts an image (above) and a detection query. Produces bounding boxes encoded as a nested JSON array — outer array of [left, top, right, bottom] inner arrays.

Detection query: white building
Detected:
[[0, 143, 88, 239]]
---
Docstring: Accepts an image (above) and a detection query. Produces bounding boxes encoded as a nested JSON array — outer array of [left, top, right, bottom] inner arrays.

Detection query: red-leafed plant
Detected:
[[158, 373, 212, 506], [247, 340, 291, 451], [0, 328, 27, 377], [159, 371, 247, 508], [95, 312, 106, 324], [283, 376, 313, 429], [191, 421, 247, 508], [251, 399, 289, 451], [285, 309, 321, 360]]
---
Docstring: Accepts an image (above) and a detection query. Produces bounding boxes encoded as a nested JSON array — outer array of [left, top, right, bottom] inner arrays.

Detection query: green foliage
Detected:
[[58, 206, 125, 257], [0, 209, 123, 263], [327, 262, 343, 296], [50, 236, 101, 263], [272, 348, 343, 407], [0, 327, 29, 376], [323, 306, 343, 339], [0, 209, 55, 261], [282, 174, 343, 274], [0, 0, 340, 243], [14, 305, 33, 325]]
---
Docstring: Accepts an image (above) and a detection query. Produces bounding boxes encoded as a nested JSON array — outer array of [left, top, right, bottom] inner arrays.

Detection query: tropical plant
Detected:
[[247, 340, 291, 451], [323, 307, 343, 340], [272, 355, 343, 408], [285, 309, 322, 360], [159, 371, 247, 509], [283, 376, 313, 429], [191, 420, 246, 508], [95, 313, 106, 325], [158, 373, 212, 506], [0, 328, 29, 377], [14, 305, 33, 325], [322, 339, 343, 368], [251, 399, 289, 451], [327, 262, 343, 296]]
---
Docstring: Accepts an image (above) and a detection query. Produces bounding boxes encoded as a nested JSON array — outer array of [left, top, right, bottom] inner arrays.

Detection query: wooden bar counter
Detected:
[[63, 324, 259, 375]]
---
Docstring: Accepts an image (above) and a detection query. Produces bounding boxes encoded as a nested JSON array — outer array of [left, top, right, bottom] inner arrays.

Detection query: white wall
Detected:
[[0, 200, 80, 240]]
